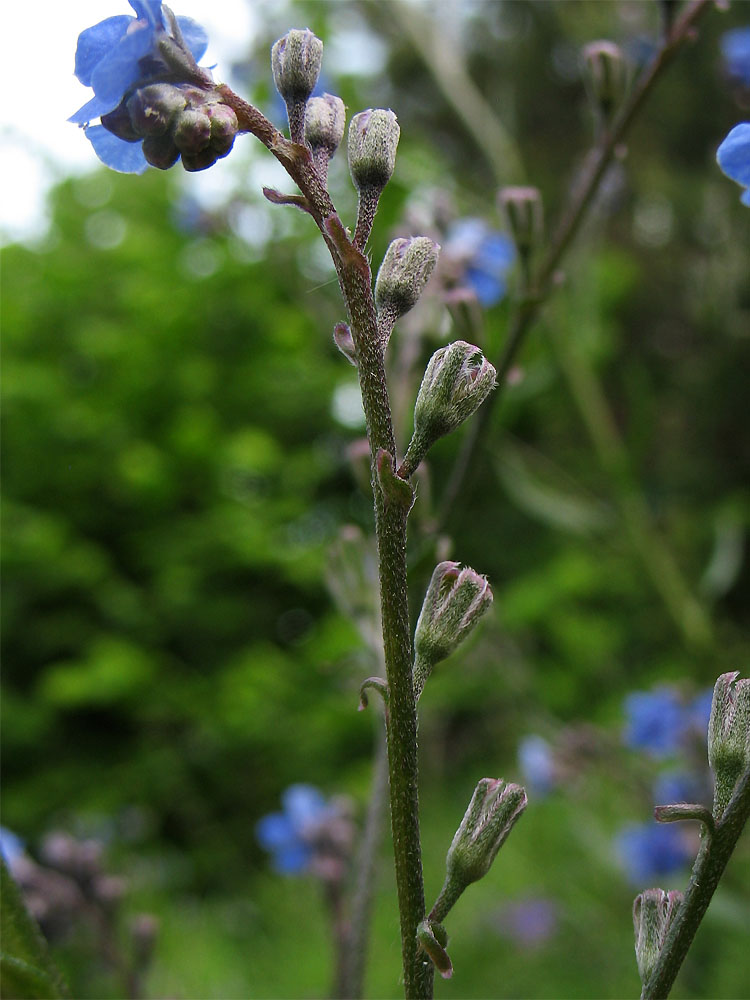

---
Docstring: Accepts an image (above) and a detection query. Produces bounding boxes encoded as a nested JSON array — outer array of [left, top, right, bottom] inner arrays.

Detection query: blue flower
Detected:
[[518, 735, 557, 796], [0, 826, 25, 868], [70, 1, 208, 174], [652, 770, 702, 806], [720, 28, 750, 87], [256, 784, 331, 875], [623, 688, 690, 757], [717, 123, 750, 207], [443, 219, 515, 307], [617, 823, 694, 884]]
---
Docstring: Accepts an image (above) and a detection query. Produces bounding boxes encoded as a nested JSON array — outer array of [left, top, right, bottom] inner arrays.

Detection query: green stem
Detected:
[[224, 89, 432, 999], [642, 767, 750, 999]]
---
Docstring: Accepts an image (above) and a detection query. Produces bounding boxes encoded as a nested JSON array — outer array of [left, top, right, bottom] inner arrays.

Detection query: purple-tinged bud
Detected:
[[206, 104, 238, 157], [582, 41, 628, 125], [498, 186, 543, 261], [375, 237, 440, 341], [127, 84, 188, 137], [414, 561, 492, 697], [305, 94, 346, 156], [402, 342, 496, 476], [101, 100, 141, 142], [633, 889, 683, 986], [272, 29, 324, 106], [347, 109, 400, 194], [435, 779, 526, 914], [708, 671, 750, 819], [173, 108, 212, 154], [141, 133, 180, 170]]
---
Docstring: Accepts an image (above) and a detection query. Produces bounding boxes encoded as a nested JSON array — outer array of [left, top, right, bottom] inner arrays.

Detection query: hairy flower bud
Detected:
[[401, 342, 496, 476], [375, 237, 440, 337], [206, 104, 239, 157], [498, 186, 543, 261], [445, 778, 527, 891], [173, 108, 212, 154], [633, 889, 683, 986], [141, 133, 180, 170], [305, 94, 346, 155], [413, 561, 492, 697], [272, 29, 324, 105], [127, 84, 188, 137], [708, 671, 750, 818], [582, 41, 628, 125], [347, 109, 400, 193]]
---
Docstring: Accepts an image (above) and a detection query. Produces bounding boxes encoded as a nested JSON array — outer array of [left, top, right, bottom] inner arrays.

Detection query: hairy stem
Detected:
[[642, 768, 750, 999]]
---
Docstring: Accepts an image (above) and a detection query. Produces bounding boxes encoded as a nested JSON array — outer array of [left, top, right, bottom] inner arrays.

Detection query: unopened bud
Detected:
[[127, 84, 188, 137], [443, 779, 526, 899], [347, 109, 400, 193], [413, 561, 492, 697], [206, 104, 238, 157], [633, 889, 683, 985], [708, 671, 750, 818], [272, 29, 323, 105], [402, 342, 496, 476], [305, 94, 346, 155], [173, 108, 211, 154], [582, 41, 628, 125], [375, 237, 440, 337], [498, 186, 543, 261], [142, 133, 180, 170], [101, 101, 141, 142]]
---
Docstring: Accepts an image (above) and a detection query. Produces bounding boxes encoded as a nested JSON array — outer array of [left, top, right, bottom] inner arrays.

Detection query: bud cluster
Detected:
[[401, 341, 496, 476], [101, 83, 238, 172]]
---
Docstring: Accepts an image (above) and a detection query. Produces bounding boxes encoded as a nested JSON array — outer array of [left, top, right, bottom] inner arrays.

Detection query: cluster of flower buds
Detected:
[[101, 83, 239, 172], [632, 888, 683, 986], [400, 341, 496, 477], [582, 41, 629, 127], [375, 237, 441, 345], [413, 561, 493, 699], [708, 671, 750, 819]]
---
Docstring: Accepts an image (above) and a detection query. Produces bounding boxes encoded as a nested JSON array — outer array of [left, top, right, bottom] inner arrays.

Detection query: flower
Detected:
[[623, 688, 690, 757], [70, 1, 210, 174], [717, 123, 750, 207], [256, 784, 331, 875], [720, 28, 750, 87], [616, 822, 695, 884], [518, 735, 557, 796], [490, 897, 559, 949], [652, 770, 704, 806], [0, 826, 25, 869], [442, 219, 515, 307]]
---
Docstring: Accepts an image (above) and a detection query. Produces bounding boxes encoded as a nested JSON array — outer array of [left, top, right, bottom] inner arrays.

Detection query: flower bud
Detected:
[[413, 561, 492, 697], [402, 342, 496, 476], [272, 29, 323, 105], [126, 84, 188, 137], [582, 41, 628, 125], [708, 671, 750, 819], [632, 889, 683, 986], [173, 108, 212, 154], [498, 186, 543, 261], [206, 104, 238, 157], [305, 94, 346, 155], [375, 237, 440, 332], [347, 109, 400, 194], [141, 133, 180, 170], [445, 778, 527, 889], [101, 100, 141, 142]]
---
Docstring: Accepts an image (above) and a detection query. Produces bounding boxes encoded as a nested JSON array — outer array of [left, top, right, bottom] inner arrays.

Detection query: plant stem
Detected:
[[642, 767, 750, 999], [223, 89, 432, 999], [437, 0, 715, 531]]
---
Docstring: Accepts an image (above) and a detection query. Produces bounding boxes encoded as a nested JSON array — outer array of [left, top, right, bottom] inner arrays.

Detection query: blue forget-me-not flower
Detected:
[[70, 2, 238, 174], [443, 219, 515, 307], [717, 123, 750, 207], [617, 822, 695, 884], [256, 784, 333, 875], [720, 27, 750, 87]]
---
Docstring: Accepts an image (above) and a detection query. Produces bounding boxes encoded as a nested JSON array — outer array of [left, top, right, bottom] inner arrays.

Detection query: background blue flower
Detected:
[[256, 784, 330, 875], [617, 823, 694, 884], [717, 123, 750, 207], [518, 734, 557, 796], [623, 688, 690, 756], [720, 27, 750, 87], [69, 1, 208, 173], [443, 218, 515, 307]]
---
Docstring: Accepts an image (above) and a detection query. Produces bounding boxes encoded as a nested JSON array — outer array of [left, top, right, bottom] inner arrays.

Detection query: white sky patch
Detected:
[[0, 0, 256, 244]]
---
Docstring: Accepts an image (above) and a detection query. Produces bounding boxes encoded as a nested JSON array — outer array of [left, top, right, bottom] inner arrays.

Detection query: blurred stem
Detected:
[[642, 766, 750, 999], [384, 2, 525, 184], [224, 88, 432, 999], [338, 725, 389, 999], [545, 320, 712, 648], [436, 0, 715, 531]]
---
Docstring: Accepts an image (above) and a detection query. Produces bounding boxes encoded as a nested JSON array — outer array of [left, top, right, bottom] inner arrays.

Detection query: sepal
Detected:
[[416, 920, 453, 980], [632, 888, 683, 986]]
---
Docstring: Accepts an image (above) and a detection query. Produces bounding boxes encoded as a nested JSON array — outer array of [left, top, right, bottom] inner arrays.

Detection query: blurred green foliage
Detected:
[[2, 1, 750, 997]]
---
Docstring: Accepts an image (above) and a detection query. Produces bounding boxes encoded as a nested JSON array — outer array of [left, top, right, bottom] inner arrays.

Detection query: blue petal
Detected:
[[465, 265, 505, 307], [90, 22, 157, 115], [720, 27, 750, 86], [256, 812, 295, 850], [85, 125, 149, 174], [176, 16, 209, 63], [274, 843, 312, 874], [69, 94, 118, 125], [74, 15, 133, 86], [717, 123, 750, 197], [623, 689, 688, 756], [617, 823, 692, 884], [282, 784, 327, 832], [475, 233, 516, 273], [129, 1, 165, 27]]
